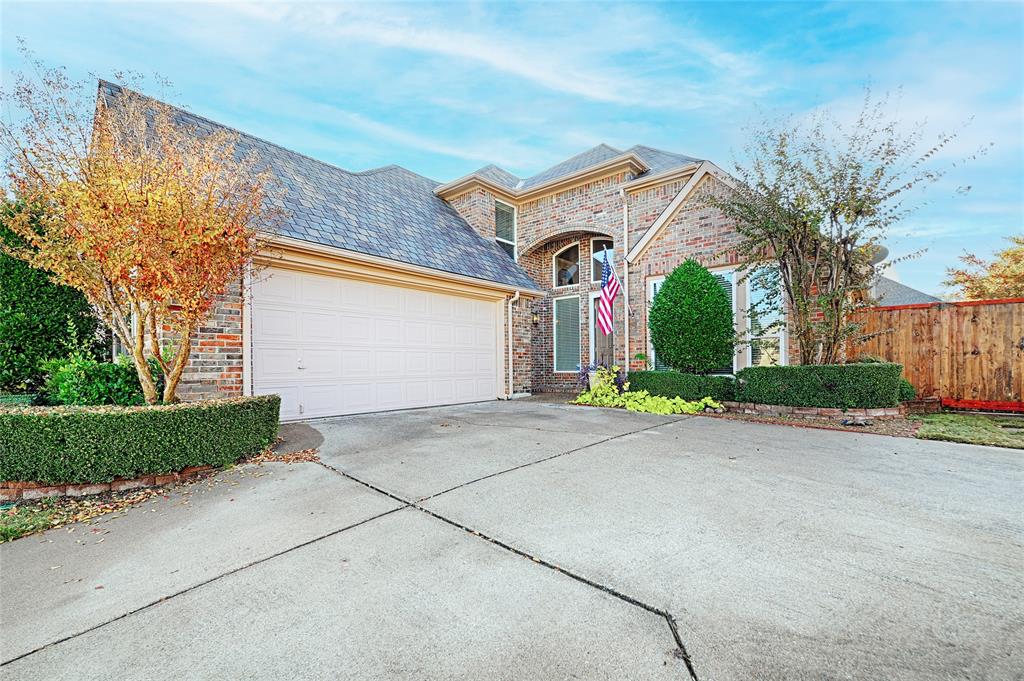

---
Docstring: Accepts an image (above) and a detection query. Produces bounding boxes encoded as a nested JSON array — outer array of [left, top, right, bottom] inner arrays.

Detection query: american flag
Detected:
[[596, 247, 620, 336]]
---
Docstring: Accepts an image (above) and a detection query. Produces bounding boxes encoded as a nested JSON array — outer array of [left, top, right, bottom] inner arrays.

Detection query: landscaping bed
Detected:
[[0, 394, 280, 485], [709, 411, 922, 438]]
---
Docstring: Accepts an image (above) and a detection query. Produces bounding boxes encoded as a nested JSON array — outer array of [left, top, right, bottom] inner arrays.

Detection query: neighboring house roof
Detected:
[[97, 81, 538, 292], [873, 276, 941, 306], [442, 144, 702, 197]]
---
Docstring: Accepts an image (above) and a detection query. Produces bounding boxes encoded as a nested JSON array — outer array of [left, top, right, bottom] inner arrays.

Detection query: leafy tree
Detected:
[[649, 260, 735, 374], [708, 91, 987, 364], [0, 46, 281, 403], [945, 235, 1024, 300], [0, 201, 103, 392]]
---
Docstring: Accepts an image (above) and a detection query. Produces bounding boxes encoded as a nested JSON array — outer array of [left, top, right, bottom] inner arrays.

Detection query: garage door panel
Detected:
[[341, 280, 375, 311], [301, 311, 340, 341], [374, 318, 403, 345], [376, 350, 404, 375], [253, 268, 499, 420], [341, 382, 375, 411], [301, 274, 340, 307], [430, 323, 453, 345], [254, 347, 300, 379], [431, 296, 453, 319], [254, 269, 299, 304], [256, 384, 301, 420], [375, 287, 402, 313], [405, 321, 428, 344], [303, 348, 341, 377], [254, 308, 299, 341], [340, 315, 372, 344], [301, 384, 341, 418], [342, 350, 374, 377], [430, 352, 453, 373]]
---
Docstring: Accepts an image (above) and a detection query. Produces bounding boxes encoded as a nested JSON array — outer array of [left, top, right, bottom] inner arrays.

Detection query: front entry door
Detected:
[[591, 295, 614, 367]]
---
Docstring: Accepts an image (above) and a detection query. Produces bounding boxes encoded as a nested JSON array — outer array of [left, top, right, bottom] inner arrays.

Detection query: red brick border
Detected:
[[721, 401, 905, 421], [0, 465, 215, 503]]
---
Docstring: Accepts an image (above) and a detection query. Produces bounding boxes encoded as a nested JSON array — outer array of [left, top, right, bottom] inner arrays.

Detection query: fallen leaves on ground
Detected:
[[245, 446, 321, 465], [1, 488, 163, 543]]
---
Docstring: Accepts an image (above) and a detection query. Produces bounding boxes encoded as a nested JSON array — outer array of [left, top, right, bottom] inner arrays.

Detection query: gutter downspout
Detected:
[[620, 188, 630, 376], [506, 290, 521, 398]]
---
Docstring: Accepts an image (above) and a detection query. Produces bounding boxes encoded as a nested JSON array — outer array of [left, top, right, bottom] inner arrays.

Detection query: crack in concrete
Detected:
[[415, 417, 683, 503], [4, 417, 700, 679], [0, 505, 407, 668], [316, 419, 700, 680]]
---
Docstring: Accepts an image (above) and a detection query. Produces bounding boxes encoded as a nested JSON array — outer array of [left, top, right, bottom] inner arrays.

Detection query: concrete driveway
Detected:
[[2, 400, 1021, 680]]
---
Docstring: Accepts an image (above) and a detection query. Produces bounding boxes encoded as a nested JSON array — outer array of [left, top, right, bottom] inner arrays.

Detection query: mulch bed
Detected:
[[704, 411, 923, 438]]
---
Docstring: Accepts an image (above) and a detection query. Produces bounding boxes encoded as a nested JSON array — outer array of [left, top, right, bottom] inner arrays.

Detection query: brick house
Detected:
[[100, 83, 788, 419]]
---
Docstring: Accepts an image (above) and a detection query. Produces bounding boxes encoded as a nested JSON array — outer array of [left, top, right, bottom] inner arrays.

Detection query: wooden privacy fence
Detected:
[[852, 298, 1024, 411]]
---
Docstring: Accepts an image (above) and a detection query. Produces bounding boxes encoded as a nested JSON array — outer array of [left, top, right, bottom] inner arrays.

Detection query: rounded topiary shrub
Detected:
[[649, 260, 735, 374]]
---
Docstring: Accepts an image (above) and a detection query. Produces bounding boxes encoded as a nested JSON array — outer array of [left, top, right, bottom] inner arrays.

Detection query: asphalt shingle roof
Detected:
[[465, 143, 702, 193], [874, 276, 940, 306], [98, 81, 538, 291]]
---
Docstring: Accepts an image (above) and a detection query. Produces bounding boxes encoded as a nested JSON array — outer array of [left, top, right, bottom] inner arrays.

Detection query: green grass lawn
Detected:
[[917, 413, 1024, 449]]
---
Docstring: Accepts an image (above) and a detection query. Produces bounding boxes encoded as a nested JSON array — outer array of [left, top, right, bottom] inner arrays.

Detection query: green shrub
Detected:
[[735, 363, 903, 409], [1, 205, 103, 393], [628, 370, 736, 401], [573, 366, 721, 415], [0, 395, 280, 484], [41, 355, 162, 406], [898, 378, 916, 402], [649, 260, 735, 374]]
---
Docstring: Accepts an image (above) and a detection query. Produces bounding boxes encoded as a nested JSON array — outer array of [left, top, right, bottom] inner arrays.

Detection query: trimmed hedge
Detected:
[[735, 364, 903, 409], [0, 395, 280, 485], [628, 371, 736, 401]]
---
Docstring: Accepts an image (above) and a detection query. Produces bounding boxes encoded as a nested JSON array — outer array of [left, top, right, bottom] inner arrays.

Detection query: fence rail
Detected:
[[852, 297, 1024, 410]]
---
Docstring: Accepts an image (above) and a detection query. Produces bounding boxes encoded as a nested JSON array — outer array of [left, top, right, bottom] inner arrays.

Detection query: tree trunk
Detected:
[[161, 323, 194, 403], [130, 344, 160, 405]]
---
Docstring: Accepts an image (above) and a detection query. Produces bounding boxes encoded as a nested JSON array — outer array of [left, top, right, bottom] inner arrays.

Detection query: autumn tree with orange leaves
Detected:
[[0, 48, 280, 403], [945, 236, 1024, 300]]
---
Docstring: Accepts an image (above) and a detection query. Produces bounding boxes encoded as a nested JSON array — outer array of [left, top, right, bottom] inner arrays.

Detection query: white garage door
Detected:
[[252, 267, 501, 421]]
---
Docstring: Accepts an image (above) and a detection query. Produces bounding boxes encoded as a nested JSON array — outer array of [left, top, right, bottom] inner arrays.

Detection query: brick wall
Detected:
[[626, 174, 745, 372], [175, 280, 244, 401], [448, 188, 496, 240]]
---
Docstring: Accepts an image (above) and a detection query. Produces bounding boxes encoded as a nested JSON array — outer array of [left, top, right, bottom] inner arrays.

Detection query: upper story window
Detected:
[[591, 239, 614, 282], [553, 244, 580, 287], [495, 201, 516, 260]]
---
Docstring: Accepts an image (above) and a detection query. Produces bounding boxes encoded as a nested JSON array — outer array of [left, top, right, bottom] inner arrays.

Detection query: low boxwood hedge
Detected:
[[735, 363, 903, 409], [0, 395, 280, 485], [627, 371, 736, 401]]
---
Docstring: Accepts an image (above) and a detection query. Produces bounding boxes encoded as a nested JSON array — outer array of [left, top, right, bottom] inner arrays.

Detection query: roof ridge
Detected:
[[96, 79, 440, 184]]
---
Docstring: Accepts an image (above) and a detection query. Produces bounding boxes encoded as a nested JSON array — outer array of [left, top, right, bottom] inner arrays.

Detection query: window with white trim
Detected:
[[495, 201, 516, 260], [747, 270, 786, 367], [553, 295, 581, 372], [553, 243, 580, 287], [647, 270, 737, 373]]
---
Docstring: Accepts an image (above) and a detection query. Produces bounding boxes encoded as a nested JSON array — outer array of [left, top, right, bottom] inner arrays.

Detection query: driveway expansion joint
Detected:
[[416, 417, 680, 503], [315, 418, 700, 680], [0, 505, 407, 668]]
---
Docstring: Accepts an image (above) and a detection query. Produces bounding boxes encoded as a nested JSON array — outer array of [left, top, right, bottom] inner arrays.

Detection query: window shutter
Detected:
[[554, 297, 580, 372], [495, 203, 515, 243]]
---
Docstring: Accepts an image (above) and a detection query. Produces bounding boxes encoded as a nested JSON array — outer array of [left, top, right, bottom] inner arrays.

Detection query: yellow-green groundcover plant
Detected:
[[574, 366, 723, 416]]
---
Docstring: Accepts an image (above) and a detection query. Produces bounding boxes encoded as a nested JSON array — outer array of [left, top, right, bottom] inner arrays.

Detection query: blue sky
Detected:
[[2, 1, 1021, 296]]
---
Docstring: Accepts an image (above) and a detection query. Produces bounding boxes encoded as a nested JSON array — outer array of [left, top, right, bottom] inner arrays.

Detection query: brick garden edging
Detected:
[[721, 401, 905, 421], [0, 465, 215, 503]]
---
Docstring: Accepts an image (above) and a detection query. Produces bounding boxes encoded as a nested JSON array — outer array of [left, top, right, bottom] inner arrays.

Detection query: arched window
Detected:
[[553, 243, 580, 287], [591, 239, 614, 282]]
